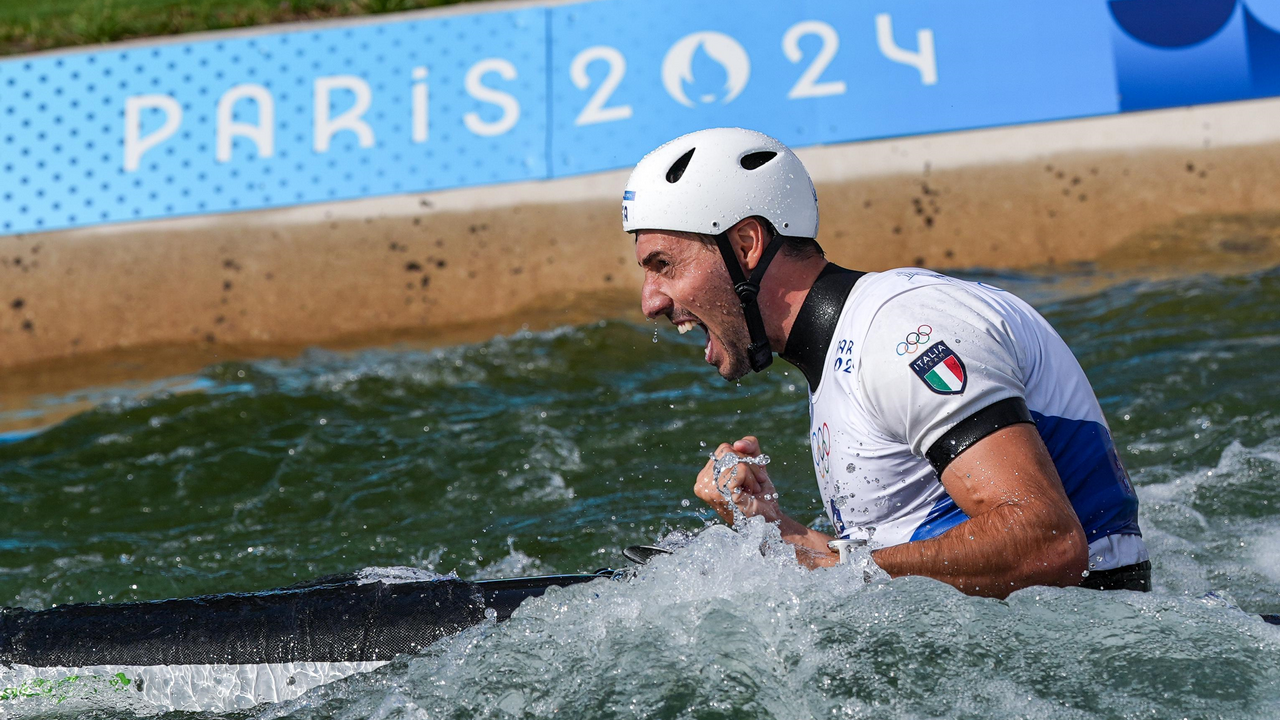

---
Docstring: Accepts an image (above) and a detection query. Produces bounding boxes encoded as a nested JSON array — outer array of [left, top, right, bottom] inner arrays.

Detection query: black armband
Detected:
[[925, 397, 1034, 476]]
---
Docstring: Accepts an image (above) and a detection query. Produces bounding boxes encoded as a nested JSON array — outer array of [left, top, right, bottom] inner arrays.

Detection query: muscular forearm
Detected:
[[869, 501, 1088, 598], [777, 514, 840, 569]]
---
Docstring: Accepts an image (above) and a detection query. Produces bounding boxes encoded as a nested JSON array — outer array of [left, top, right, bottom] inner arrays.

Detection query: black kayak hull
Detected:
[[0, 571, 613, 668], [4, 569, 1275, 669]]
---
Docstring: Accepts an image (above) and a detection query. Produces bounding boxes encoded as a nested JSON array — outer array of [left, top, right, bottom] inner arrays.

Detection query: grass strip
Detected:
[[0, 0, 489, 57]]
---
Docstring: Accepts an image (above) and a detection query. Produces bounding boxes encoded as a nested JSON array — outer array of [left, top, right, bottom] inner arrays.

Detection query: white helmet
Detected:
[[621, 127, 818, 239]]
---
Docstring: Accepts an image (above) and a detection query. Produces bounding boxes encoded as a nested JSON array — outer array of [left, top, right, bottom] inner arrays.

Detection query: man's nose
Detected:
[[640, 276, 672, 320]]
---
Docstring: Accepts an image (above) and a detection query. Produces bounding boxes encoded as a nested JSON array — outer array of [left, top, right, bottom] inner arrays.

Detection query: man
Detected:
[[623, 127, 1147, 598]]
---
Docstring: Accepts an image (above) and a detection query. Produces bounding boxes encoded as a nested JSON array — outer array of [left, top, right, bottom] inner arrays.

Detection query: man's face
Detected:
[[635, 230, 752, 381]]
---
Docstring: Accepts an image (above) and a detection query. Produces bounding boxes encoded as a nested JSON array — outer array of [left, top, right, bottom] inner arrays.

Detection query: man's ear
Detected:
[[728, 217, 770, 271]]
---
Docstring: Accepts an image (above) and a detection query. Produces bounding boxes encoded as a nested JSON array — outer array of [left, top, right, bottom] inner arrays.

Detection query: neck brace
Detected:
[[780, 263, 865, 391]]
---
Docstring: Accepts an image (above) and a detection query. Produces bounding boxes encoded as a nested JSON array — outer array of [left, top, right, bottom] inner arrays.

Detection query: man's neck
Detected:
[[756, 255, 830, 350], [771, 261, 866, 390]]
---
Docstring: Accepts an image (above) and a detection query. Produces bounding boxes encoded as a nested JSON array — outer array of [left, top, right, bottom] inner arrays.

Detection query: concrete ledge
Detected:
[[3, 97, 1280, 372]]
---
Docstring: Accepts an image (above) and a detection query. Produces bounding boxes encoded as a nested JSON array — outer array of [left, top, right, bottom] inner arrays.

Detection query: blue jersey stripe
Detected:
[[909, 494, 970, 542], [1030, 412, 1142, 540], [909, 413, 1140, 543]]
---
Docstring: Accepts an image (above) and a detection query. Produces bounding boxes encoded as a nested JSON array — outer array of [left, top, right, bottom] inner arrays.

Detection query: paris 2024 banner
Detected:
[[1, 0, 1278, 235]]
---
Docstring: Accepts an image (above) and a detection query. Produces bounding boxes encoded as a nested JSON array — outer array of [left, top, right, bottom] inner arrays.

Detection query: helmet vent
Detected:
[[739, 151, 777, 170], [666, 148, 695, 183]]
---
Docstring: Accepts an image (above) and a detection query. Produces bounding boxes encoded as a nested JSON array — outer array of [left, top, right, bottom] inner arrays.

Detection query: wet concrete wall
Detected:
[[3, 97, 1280, 372]]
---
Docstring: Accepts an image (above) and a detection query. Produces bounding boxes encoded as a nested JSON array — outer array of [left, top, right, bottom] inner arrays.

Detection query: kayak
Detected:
[[0, 568, 615, 712], [2, 550, 1276, 713]]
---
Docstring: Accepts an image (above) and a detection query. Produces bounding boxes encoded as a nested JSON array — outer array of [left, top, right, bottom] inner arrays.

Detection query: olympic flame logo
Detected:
[[896, 324, 933, 356]]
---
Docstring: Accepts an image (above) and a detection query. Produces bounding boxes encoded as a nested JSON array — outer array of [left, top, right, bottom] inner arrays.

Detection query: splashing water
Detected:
[[354, 566, 456, 585], [3, 267, 1280, 718], [270, 521, 1280, 719], [709, 450, 771, 484], [709, 450, 772, 526]]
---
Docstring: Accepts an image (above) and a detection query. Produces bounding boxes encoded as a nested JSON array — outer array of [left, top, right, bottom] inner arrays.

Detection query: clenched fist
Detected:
[[694, 436, 783, 525]]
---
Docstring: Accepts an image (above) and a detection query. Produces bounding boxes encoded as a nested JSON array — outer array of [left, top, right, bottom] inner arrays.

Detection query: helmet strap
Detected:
[[711, 231, 785, 373]]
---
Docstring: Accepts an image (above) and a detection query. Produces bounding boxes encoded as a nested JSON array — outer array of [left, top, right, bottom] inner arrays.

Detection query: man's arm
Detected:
[[869, 422, 1089, 598], [776, 515, 840, 569], [695, 436, 840, 568]]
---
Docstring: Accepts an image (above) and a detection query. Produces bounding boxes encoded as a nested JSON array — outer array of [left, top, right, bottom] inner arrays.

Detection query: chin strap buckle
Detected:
[[747, 341, 773, 372]]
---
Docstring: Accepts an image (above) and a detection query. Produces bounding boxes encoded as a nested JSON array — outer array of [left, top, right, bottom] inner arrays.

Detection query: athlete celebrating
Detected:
[[623, 128, 1147, 597]]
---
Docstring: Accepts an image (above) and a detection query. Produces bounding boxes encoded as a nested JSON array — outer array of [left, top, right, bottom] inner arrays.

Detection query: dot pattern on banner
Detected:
[[0, 8, 547, 235], [545, 0, 1123, 178], [1, 0, 1133, 235], [547, 1, 887, 178], [547, 1, 844, 178]]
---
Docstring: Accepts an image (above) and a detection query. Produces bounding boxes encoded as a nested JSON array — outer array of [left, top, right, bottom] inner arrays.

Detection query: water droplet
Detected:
[[681, 499, 690, 507]]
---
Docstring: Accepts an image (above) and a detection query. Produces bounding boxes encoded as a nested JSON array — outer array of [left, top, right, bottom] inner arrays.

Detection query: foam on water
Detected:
[[355, 566, 454, 585], [1135, 437, 1280, 608], [256, 519, 1280, 720]]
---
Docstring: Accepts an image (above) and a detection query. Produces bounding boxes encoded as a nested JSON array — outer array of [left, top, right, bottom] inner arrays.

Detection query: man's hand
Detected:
[[694, 436, 841, 568], [694, 436, 783, 524]]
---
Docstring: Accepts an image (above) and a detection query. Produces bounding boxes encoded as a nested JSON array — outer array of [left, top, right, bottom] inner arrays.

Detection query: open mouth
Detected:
[[672, 316, 714, 364]]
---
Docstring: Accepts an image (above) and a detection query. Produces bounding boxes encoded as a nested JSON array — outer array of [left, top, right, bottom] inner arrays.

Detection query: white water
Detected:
[[255, 515, 1279, 720], [355, 567, 455, 585], [4, 443, 1280, 719], [0, 661, 387, 715]]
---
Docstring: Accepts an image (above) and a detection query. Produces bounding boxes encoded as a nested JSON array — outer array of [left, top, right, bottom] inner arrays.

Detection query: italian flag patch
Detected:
[[909, 341, 967, 395]]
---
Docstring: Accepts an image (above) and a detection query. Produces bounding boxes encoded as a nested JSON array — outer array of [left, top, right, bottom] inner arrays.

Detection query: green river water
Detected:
[[1, 267, 1279, 719]]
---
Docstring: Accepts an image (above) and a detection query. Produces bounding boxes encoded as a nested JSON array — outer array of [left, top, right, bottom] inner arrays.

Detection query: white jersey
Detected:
[[809, 269, 1145, 571]]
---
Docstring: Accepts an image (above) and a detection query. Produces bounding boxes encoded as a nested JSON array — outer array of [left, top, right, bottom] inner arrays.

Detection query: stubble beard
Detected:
[[704, 283, 754, 382]]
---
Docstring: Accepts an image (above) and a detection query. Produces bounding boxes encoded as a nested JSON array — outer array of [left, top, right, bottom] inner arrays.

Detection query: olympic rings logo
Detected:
[[895, 325, 933, 355], [811, 422, 831, 479]]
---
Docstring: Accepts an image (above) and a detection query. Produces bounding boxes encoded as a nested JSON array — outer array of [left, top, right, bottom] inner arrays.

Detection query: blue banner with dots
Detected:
[[0, 9, 547, 234], [3, 0, 1280, 235], [547, 0, 1117, 178]]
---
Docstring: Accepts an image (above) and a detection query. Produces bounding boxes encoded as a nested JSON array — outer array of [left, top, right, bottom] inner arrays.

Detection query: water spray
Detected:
[[709, 450, 772, 527]]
